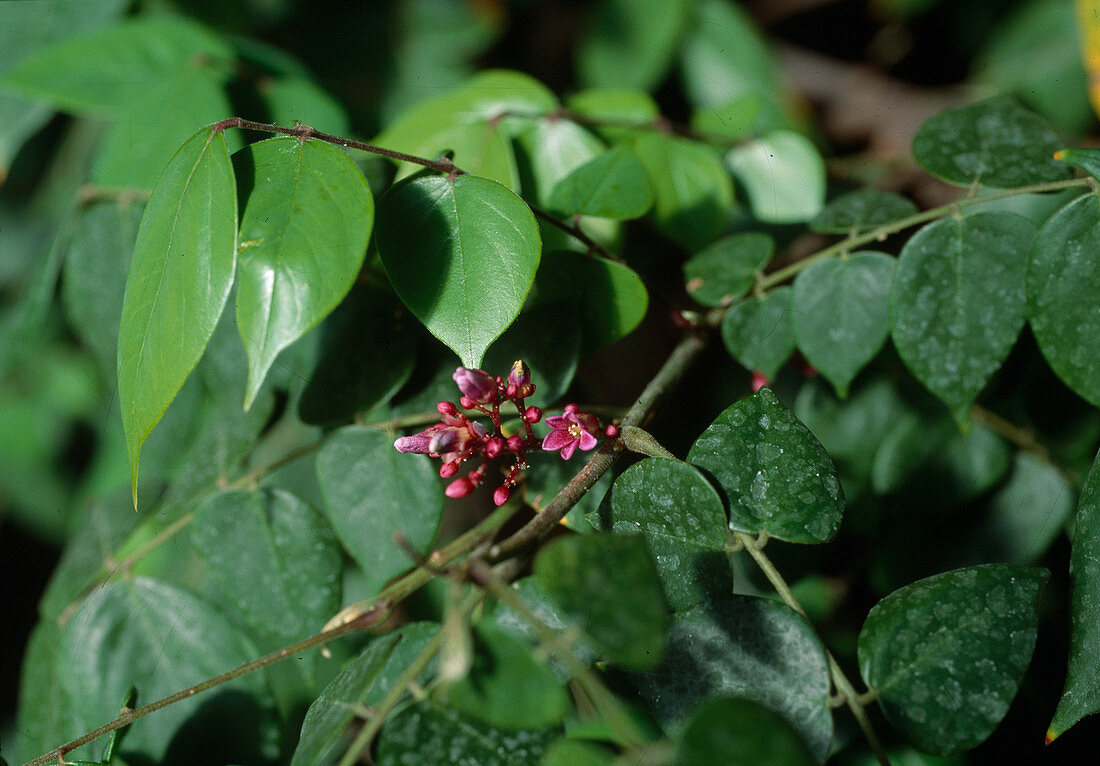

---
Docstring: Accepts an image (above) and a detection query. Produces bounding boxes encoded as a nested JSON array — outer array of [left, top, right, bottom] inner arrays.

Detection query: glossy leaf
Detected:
[[811, 189, 918, 234], [291, 623, 438, 766], [534, 533, 668, 670], [316, 426, 443, 596], [911, 96, 1071, 188], [1049, 448, 1100, 740], [792, 252, 895, 397], [263, 76, 350, 134], [688, 387, 844, 544], [375, 174, 541, 368], [675, 697, 816, 766], [1, 16, 232, 116], [589, 458, 731, 611], [859, 565, 1048, 754], [117, 127, 237, 502], [727, 130, 825, 223], [516, 117, 605, 207], [565, 88, 658, 143], [1027, 193, 1100, 406], [576, 0, 690, 90], [890, 212, 1036, 422], [234, 137, 373, 408], [53, 577, 269, 762], [298, 284, 417, 424], [632, 132, 735, 250], [533, 250, 648, 351], [683, 231, 774, 308], [447, 625, 571, 730], [191, 488, 341, 647], [377, 700, 557, 766], [548, 145, 653, 219], [483, 302, 581, 407], [635, 595, 833, 763], [720, 286, 795, 379]]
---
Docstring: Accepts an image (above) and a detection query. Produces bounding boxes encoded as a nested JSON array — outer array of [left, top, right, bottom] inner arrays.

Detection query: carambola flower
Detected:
[[541, 404, 600, 460]]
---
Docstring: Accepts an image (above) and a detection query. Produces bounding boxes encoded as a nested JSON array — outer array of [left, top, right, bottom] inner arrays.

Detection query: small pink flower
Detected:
[[493, 486, 510, 506], [453, 367, 497, 404], [542, 406, 600, 460], [394, 429, 437, 454]]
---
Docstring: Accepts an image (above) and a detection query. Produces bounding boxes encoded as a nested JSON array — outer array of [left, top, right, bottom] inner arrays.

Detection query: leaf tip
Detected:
[[1045, 727, 1058, 745]]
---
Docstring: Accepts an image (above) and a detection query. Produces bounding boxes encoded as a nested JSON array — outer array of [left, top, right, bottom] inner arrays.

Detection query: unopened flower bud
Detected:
[[493, 486, 510, 506], [453, 367, 497, 404], [524, 406, 542, 423], [437, 400, 458, 416], [485, 437, 505, 458], [459, 396, 476, 409], [508, 360, 530, 389], [505, 383, 518, 398], [440, 462, 459, 478], [751, 370, 769, 393], [563, 402, 579, 415], [605, 424, 618, 438], [445, 477, 475, 498], [507, 435, 525, 452], [394, 431, 433, 454]]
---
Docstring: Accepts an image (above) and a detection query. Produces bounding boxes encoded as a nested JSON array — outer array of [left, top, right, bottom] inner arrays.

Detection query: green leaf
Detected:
[[635, 595, 833, 763], [683, 231, 773, 308], [1050, 448, 1100, 740], [565, 88, 658, 143], [522, 452, 612, 533], [547, 146, 653, 219], [675, 697, 816, 766], [191, 488, 341, 647], [1054, 148, 1100, 182], [632, 132, 734, 250], [811, 189, 919, 234], [589, 458, 731, 611], [483, 302, 581, 408], [1, 16, 233, 116], [859, 565, 1048, 755], [291, 623, 438, 766], [53, 577, 271, 762], [263, 76, 350, 135], [720, 286, 795, 379], [375, 174, 541, 368], [516, 117, 605, 207], [377, 700, 557, 766], [690, 95, 763, 141], [688, 387, 844, 544], [533, 251, 648, 352], [911, 96, 1071, 188], [447, 625, 571, 730], [316, 426, 443, 597], [541, 739, 616, 766], [1027, 193, 1100, 406], [890, 212, 1036, 422], [117, 127, 237, 503], [576, 0, 690, 90], [727, 130, 825, 223], [534, 533, 668, 670], [298, 284, 418, 424], [792, 252, 895, 397], [15, 622, 78, 762], [233, 136, 373, 408]]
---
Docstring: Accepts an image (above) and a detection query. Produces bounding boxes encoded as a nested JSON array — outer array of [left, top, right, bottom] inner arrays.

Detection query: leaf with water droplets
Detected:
[[858, 564, 1048, 755], [1049, 448, 1100, 741], [687, 387, 844, 544], [890, 212, 1036, 423], [683, 232, 773, 308], [720, 286, 795, 379], [588, 458, 731, 611], [1028, 193, 1100, 406], [811, 189, 918, 234], [792, 251, 894, 397]]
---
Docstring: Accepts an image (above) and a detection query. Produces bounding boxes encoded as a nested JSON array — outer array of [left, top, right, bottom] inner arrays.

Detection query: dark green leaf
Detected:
[[635, 595, 833, 763], [632, 132, 734, 250], [532, 250, 648, 352], [377, 700, 557, 766], [1050, 448, 1100, 740], [911, 96, 1071, 188], [811, 189, 919, 234], [117, 127, 237, 502], [675, 697, 816, 766], [534, 534, 668, 670], [516, 117, 604, 208], [1054, 148, 1100, 182], [448, 625, 571, 729], [15, 621, 78, 762], [263, 76, 350, 135], [589, 458, 731, 611], [859, 564, 1048, 754], [234, 137, 373, 408], [688, 387, 844, 544], [298, 284, 417, 424], [576, 0, 690, 90], [191, 488, 341, 647], [375, 173, 541, 368], [720, 286, 795, 379], [690, 95, 762, 141], [483, 301, 581, 407], [684, 231, 773, 308], [727, 131, 825, 223], [890, 212, 1036, 422], [1027, 193, 1100, 406], [548, 146, 653, 219], [522, 452, 612, 533], [291, 623, 438, 766], [316, 426, 443, 596], [540, 739, 615, 766], [792, 252, 895, 397]]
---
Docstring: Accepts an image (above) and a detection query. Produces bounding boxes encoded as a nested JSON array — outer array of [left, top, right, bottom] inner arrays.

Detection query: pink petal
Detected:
[[578, 431, 598, 451], [542, 431, 573, 451], [544, 414, 570, 431], [559, 439, 578, 460]]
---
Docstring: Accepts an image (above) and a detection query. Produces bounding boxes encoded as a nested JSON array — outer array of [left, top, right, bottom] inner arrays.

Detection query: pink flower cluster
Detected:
[[394, 361, 610, 505]]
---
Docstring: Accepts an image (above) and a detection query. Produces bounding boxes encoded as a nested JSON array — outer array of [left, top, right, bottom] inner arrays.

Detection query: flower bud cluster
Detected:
[[393, 361, 612, 505]]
